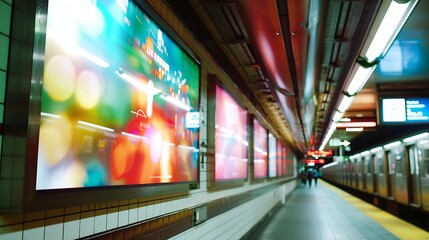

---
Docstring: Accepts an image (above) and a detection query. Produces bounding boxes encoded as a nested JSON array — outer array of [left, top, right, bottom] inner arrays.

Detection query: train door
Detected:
[[372, 154, 378, 194], [355, 159, 360, 188], [375, 153, 388, 197], [364, 155, 373, 192], [356, 157, 364, 190], [393, 148, 408, 204], [386, 150, 396, 199], [420, 146, 429, 211], [408, 146, 421, 206]]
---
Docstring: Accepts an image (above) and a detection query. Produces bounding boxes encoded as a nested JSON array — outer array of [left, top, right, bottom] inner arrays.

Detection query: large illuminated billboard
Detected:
[[36, 0, 200, 190], [253, 119, 267, 178], [215, 85, 248, 180]]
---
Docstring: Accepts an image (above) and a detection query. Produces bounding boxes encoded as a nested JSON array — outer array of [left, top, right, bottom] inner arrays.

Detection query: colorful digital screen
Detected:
[[253, 119, 267, 178], [36, 0, 200, 190], [215, 85, 248, 180], [380, 97, 429, 124], [268, 133, 277, 178]]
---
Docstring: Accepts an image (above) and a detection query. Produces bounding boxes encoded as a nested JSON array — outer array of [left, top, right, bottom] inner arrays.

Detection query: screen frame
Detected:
[[25, 0, 202, 210]]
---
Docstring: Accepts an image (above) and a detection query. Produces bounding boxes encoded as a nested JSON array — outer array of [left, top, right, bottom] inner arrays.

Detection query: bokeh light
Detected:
[[150, 131, 162, 163], [79, 3, 105, 37], [111, 139, 136, 179], [75, 70, 102, 109], [44, 55, 76, 101], [38, 116, 72, 166]]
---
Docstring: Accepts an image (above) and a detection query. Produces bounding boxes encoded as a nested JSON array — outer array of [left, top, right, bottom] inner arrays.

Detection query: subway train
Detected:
[[321, 130, 429, 230]]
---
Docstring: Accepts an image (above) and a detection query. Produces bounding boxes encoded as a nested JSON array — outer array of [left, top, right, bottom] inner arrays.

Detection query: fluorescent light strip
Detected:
[[78, 120, 114, 132], [346, 66, 376, 95], [159, 95, 191, 111], [338, 95, 354, 113], [319, 121, 336, 150], [403, 132, 429, 143], [333, 111, 344, 122], [365, 0, 416, 62], [383, 141, 401, 149], [346, 127, 363, 132], [336, 121, 376, 128], [322, 0, 418, 150]]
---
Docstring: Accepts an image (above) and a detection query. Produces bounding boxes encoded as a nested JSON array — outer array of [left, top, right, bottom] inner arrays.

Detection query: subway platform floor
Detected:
[[252, 180, 429, 240]]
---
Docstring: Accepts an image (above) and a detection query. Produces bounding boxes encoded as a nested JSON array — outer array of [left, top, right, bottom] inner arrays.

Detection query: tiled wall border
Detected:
[[80, 179, 295, 239]]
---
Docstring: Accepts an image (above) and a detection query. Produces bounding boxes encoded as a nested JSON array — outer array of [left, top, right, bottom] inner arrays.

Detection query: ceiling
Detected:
[[166, 0, 429, 156]]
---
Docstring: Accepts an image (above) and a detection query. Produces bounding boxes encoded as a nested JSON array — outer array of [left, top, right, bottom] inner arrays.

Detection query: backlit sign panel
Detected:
[[37, 0, 200, 190], [380, 97, 429, 124]]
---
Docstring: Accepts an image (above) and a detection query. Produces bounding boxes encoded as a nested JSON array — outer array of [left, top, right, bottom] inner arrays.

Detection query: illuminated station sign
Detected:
[[306, 150, 333, 158], [380, 97, 429, 124]]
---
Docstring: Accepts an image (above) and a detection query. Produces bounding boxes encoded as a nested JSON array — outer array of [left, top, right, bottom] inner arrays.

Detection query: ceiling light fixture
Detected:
[[337, 95, 355, 113], [336, 121, 377, 128], [364, 0, 418, 62], [320, 0, 418, 151], [345, 127, 364, 132]]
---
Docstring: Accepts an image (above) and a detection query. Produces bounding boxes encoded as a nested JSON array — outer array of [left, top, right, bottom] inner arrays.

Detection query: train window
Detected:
[[424, 160, 429, 176], [424, 149, 429, 159], [395, 151, 404, 174], [422, 148, 429, 176], [387, 151, 395, 174], [375, 156, 384, 174], [364, 158, 371, 173]]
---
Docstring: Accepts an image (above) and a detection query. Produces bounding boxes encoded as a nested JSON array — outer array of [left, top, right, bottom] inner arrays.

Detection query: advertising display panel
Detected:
[[215, 85, 248, 180], [268, 133, 277, 178], [253, 119, 268, 178], [36, 0, 200, 190]]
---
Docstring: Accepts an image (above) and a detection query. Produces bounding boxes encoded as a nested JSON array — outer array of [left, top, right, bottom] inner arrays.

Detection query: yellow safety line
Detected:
[[322, 180, 429, 240]]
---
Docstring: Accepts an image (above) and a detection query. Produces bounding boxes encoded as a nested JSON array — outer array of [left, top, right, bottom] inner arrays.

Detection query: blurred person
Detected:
[[307, 169, 314, 187], [313, 169, 319, 186]]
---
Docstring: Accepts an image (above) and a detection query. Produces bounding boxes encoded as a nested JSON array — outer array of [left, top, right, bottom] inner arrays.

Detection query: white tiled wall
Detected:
[[172, 181, 296, 240]]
